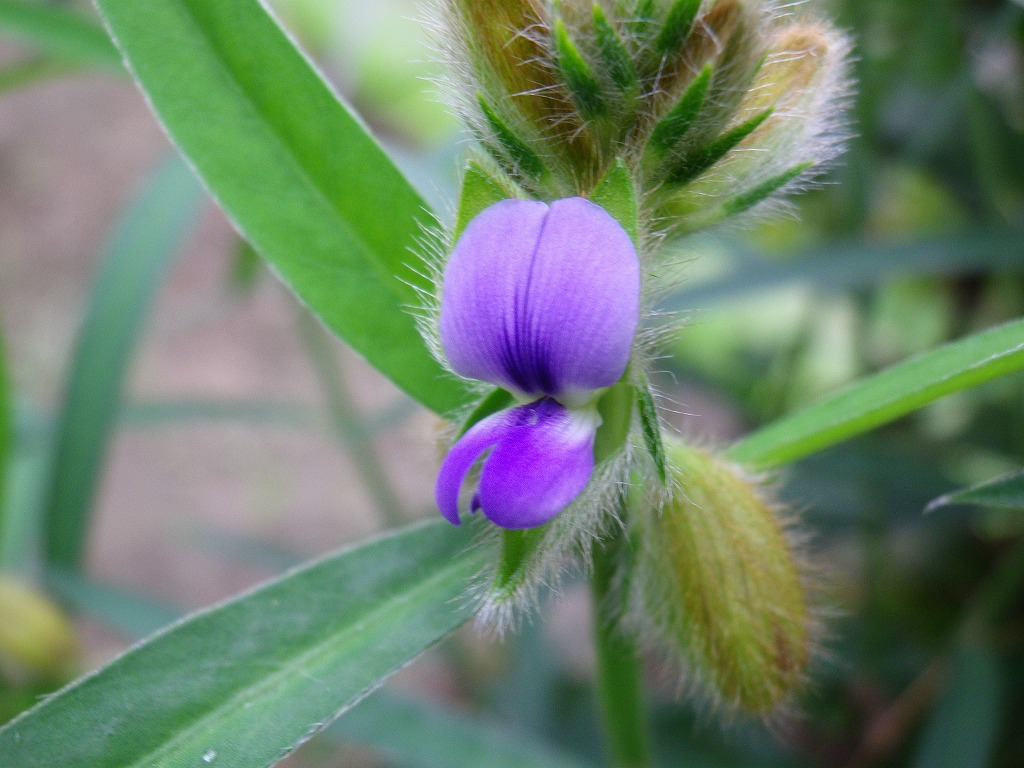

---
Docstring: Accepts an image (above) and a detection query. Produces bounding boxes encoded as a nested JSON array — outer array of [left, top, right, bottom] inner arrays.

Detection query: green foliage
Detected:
[[648, 64, 712, 154], [0, 521, 489, 768], [93, 0, 472, 416], [728, 318, 1024, 468], [478, 94, 547, 180], [43, 155, 203, 571], [927, 470, 1024, 513], [0, 0, 120, 68], [554, 19, 606, 120], [911, 647, 1002, 768]]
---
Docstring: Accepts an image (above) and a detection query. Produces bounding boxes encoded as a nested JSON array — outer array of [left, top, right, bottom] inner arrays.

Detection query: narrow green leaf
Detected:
[[0, 520, 489, 768], [455, 160, 521, 240], [728, 318, 1024, 469], [43, 155, 203, 571], [592, 4, 636, 92], [479, 94, 546, 179], [0, 0, 120, 67], [910, 647, 1002, 768], [661, 229, 1024, 311], [554, 19, 605, 119], [654, 0, 701, 55], [330, 689, 597, 768], [927, 469, 1024, 513], [53, 571, 593, 768], [590, 157, 639, 242], [648, 64, 712, 153], [721, 161, 812, 216], [95, 0, 471, 415], [636, 375, 666, 483], [667, 108, 773, 185], [45, 569, 181, 640]]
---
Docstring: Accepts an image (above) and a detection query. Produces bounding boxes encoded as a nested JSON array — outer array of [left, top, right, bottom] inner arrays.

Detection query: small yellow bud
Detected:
[[632, 439, 811, 715], [0, 576, 79, 683]]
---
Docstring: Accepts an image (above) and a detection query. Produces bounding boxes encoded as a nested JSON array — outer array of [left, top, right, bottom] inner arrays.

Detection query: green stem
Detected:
[[296, 310, 406, 529], [591, 532, 652, 768]]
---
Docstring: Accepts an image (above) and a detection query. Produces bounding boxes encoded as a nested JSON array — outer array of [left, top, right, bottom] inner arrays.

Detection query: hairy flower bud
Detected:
[[435, 0, 852, 245], [630, 439, 811, 715]]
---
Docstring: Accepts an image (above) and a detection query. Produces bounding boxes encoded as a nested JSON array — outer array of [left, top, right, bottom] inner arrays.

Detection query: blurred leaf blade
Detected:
[[0, 0, 120, 68], [51, 564, 590, 768], [45, 569, 182, 639], [331, 689, 597, 768], [93, 0, 472, 415], [0, 326, 10, 558], [728, 318, 1024, 468], [662, 229, 1024, 310], [0, 520, 488, 768], [927, 469, 1024, 513], [42, 154, 203, 571], [910, 647, 1002, 768]]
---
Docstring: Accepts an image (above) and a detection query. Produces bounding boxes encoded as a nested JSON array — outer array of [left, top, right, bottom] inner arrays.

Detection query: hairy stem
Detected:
[[591, 531, 652, 768]]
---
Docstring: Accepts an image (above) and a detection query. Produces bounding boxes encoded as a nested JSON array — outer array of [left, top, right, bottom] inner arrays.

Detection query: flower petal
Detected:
[[435, 398, 599, 529], [440, 198, 640, 404], [435, 406, 519, 526], [478, 399, 598, 529]]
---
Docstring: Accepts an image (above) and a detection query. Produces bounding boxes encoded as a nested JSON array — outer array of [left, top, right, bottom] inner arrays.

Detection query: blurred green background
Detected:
[[1, 0, 1022, 766]]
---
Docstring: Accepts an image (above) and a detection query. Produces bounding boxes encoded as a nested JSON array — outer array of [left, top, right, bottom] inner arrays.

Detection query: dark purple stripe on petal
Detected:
[[440, 198, 640, 403]]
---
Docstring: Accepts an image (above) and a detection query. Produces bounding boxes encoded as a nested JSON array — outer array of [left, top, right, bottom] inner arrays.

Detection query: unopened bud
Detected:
[[631, 440, 811, 714]]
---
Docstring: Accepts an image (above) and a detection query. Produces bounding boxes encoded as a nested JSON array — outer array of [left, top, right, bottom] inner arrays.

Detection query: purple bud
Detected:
[[436, 197, 641, 528]]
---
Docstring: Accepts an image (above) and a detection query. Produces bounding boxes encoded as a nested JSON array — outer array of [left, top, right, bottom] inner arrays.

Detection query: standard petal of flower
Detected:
[[434, 398, 599, 529], [440, 198, 640, 404]]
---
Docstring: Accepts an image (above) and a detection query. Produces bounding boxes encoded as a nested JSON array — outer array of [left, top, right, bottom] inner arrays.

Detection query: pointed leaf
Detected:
[[636, 375, 666, 483], [655, 0, 701, 56], [52, 573, 592, 768], [728, 318, 1024, 469], [927, 469, 1024, 513], [478, 94, 546, 179], [94, 0, 472, 415], [722, 161, 812, 216], [667, 108, 773, 184], [554, 19, 605, 119], [0, 520, 488, 768], [592, 4, 636, 92], [648, 64, 712, 153]]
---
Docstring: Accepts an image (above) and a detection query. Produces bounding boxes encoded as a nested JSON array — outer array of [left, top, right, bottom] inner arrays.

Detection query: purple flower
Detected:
[[436, 197, 640, 529]]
